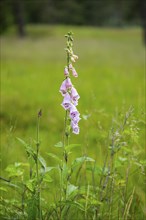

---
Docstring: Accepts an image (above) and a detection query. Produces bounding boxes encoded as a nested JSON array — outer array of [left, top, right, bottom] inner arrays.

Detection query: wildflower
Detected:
[[72, 115, 81, 124], [71, 121, 80, 134], [71, 87, 80, 102], [64, 66, 69, 76], [60, 32, 80, 135], [61, 93, 71, 110], [65, 77, 72, 89], [70, 104, 80, 120], [60, 78, 73, 96], [72, 68, 78, 77], [60, 80, 67, 96]]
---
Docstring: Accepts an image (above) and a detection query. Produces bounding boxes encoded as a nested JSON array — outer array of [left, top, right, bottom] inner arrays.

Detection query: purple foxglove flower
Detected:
[[71, 121, 80, 134], [72, 115, 81, 124], [71, 87, 80, 101], [60, 80, 67, 96], [72, 100, 78, 106], [70, 104, 80, 119], [59, 78, 72, 96], [64, 66, 69, 76], [65, 77, 72, 89], [72, 68, 78, 77], [61, 92, 71, 110]]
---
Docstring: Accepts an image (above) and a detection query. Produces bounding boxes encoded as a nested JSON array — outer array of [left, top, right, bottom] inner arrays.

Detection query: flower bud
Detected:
[[64, 66, 69, 76]]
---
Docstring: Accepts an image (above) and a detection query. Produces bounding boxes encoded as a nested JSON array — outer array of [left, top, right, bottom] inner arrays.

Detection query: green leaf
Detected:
[[43, 173, 53, 183], [25, 179, 35, 192], [90, 199, 103, 206], [38, 155, 46, 169], [67, 184, 78, 197], [17, 137, 36, 161], [16, 137, 27, 147], [65, 144, 80, 152], [54, 141, 63, 148], [46, 153, 61, 162], [74, 156, 94, 164], [5, 164, 23, 178], [71, 156, 95, 169], [45, 166, 56, 173]]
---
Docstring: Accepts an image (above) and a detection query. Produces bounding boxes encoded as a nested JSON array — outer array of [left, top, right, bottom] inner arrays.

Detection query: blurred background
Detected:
[[0, 0, 145, 169], [0, 0, 146, 42]]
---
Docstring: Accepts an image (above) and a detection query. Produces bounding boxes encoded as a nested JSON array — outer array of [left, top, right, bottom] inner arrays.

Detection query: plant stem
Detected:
[[36, 116, 39, 179], [36, 111, 42, 220], [63, 110, 69, 163]]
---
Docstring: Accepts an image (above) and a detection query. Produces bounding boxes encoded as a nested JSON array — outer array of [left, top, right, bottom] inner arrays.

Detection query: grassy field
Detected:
[[0, 25, 145, 219]]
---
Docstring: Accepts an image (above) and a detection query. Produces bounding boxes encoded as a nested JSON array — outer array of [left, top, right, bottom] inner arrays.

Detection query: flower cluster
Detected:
[[60, 32, 80, 135], [60, 69, 80, 134]]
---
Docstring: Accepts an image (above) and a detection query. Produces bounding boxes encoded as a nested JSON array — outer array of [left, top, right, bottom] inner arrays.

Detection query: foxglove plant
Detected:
[[60, 32, 81, 138]]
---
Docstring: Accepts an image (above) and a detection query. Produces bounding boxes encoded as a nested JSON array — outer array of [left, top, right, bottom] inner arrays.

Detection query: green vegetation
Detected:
[[0, 26, 145, 219]]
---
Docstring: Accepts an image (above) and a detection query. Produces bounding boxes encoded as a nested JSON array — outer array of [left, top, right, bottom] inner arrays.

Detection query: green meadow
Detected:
[[0, 25, 145, 219]]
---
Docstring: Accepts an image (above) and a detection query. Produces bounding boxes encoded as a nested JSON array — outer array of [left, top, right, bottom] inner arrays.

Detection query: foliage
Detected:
[[0, 108, 145, 219]]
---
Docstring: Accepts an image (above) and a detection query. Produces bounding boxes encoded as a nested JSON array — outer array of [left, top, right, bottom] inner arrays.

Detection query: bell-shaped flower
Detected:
[[72, 115, 81, 124], [71, 121, 80, 134], [64, 66, 69, 77], [71, 87, 80, 102], [72, 68, 78, 77], [60, 80, 67, 96], [60, 78, 73, 96], [61, 92, 71, 110], [70, 104, 80, 120], [65, 77, 72, 90]]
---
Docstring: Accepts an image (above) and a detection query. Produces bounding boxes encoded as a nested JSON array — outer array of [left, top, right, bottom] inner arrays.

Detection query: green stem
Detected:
[[36, 115, 42, 220], [36, 116, 39, 180]]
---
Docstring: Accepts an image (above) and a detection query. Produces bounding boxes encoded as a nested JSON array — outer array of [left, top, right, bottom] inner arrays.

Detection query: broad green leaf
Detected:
[[67, 183, 78, 197], [25, 180, 34, 192]]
